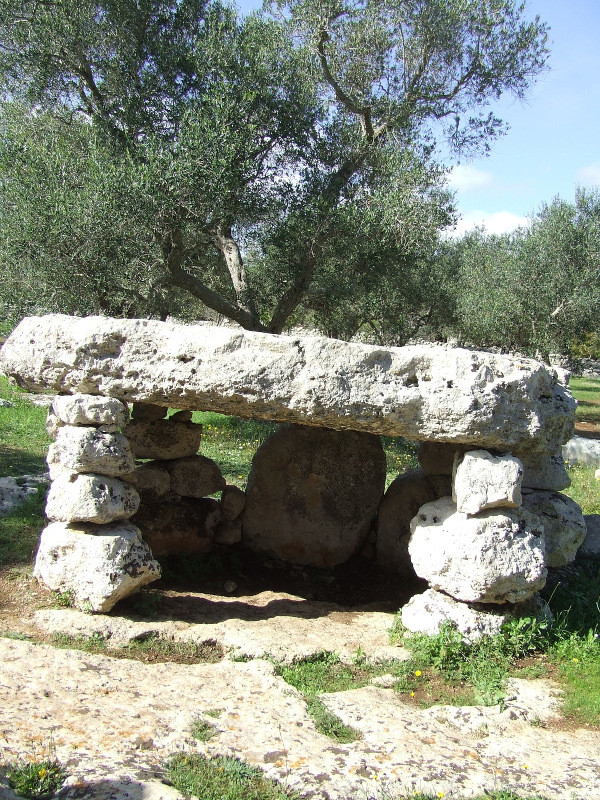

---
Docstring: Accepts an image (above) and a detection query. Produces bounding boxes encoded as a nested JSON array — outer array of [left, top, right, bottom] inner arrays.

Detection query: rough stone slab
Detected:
[[47, 426, 135, 478], [562, 435, 600, 467], [409, 498, 547, 604], [33, 521, 161, 612], [452, 449, 523, 515], [376, 468, 451, 576], [242, 425, 386, 566], [0, 474, 48, 517], [123, 418, 202, 460], [514, 448, 571, 491], [521, 490, 587, 568], [417, 441, 469, 475], [50, 393, 129, 427], [3, 633, 597, 800], [45, 473, 140, 524], [0, 314, 575, 450]]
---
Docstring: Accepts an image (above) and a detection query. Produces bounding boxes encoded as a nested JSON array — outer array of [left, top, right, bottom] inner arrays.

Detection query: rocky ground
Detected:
[[1, 565, 600, 800]]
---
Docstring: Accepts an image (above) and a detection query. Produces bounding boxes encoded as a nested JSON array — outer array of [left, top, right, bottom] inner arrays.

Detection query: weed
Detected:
[[52, 589, 74, 608], [166, 753, 297, 800], [4, 759, 66, 799], [304, 696, 360, 742], [204, 707, 224, 718], [190, 717, 219, 742]]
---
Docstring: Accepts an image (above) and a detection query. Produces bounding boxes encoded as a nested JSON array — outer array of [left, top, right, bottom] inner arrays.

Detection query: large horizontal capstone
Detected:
[[0, 314, 574, 450]]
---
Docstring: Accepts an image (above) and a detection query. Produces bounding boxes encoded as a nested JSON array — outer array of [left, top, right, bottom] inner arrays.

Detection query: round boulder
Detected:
[[242, 425, 386, 566]]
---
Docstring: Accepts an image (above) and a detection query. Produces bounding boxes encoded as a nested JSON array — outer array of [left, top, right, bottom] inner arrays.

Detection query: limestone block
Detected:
[[131, 402, 168, 421], [409, 498, 547, 604], [582, 515, 600, 555], [123, 419, 202, 460], [46, 473, 140, 524], [221, 484, 246, 522], [1, 314, 575, 452], [402, 589, 510, 642], [243, 425, 386, 567], [562, 435, 600, 467], [50, 394, 128, 427], [47, 426, 135, 478], [452, 450, 523, 515], [121, 462, 171, 500], [513, 449, 571, 491], [521, 489, 586, 567], [402, 589, 552, 643], [33, 521, 161, 612], [165, 454, 225, 498], [132, 497, 220, 557], [376, 468, 451, 576], [418, 442, 469, 476], [45, 407, 63, 439]]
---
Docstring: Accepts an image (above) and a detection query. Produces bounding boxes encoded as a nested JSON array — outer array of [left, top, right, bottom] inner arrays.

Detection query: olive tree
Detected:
[[0, 0, 549, 335]]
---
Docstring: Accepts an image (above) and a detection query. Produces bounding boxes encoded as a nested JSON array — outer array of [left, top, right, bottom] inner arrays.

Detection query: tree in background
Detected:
[[0, 0, 549, 336], [453, 188, 600, 359]]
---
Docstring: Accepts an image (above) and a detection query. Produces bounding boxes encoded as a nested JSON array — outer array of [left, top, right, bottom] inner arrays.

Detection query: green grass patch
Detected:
[[570, 375, 600, 424], [0, 376, 52, 478], [51, 632, 224, 664], [3, 758, 66, 799], [0, 487, 46, 567], [190, 717, 219, 742], [166, 753, 297, 800], [564, 464, 600, 515]]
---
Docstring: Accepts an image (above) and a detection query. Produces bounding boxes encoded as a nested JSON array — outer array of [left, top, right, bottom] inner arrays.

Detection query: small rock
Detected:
[[45, 473, 140, 524], [123, 418, 202, 460], [166, 454, 225, 498], [0, 398, 14, 407], [224, 580, 238, 593], [131, 402, 168, 421], [221, 484, 246, 522], [521, 489, 586, 567], [33, 521, 161, 612], [50, 394, 129, 427], [409, 498, 547, 604], [47, 426, 135, 478], [452, 450, 523, 515]]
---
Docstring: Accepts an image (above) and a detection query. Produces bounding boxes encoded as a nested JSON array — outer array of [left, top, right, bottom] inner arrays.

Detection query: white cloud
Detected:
[[446, 210, 529, 238], [576, 162, 600, 187], [448, 164, 494, 192]]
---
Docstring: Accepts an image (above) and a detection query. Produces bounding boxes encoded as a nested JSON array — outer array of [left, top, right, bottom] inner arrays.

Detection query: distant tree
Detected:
[[453, 189, 600, 358], [0, 0, 549, 335]]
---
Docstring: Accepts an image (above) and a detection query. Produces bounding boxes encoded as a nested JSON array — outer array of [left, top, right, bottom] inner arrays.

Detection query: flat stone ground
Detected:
[[1, 586, 600, 800]]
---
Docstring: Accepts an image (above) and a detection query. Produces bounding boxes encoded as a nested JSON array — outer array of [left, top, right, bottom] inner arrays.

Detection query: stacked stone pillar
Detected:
[[34, 394, 161, 612], [401, 446, 587, 641]]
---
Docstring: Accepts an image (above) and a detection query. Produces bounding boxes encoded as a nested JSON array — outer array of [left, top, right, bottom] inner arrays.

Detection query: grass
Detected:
[[2, 758, 66, 799], [166, 753, 297, 800], [50, 632, 224, 664], [563, 464, 600, 514], [570, 375, 600, 424], [0, 376, 52, 478], [0, 487, 46, 568], [190, 716, 219, 742]]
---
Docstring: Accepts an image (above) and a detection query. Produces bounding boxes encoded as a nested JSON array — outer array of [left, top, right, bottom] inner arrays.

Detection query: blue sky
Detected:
[[236, 0, 600, 235]]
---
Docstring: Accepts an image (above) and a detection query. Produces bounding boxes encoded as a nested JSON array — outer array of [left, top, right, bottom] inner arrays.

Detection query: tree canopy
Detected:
[[0, 0, 549, 336]]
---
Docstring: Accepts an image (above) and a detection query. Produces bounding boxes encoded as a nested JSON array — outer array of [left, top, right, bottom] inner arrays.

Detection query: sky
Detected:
[[236, 0, 600, 236]]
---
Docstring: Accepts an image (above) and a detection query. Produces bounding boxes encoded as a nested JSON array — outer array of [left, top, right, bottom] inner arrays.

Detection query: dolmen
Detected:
[[0, 314, 584, 639]]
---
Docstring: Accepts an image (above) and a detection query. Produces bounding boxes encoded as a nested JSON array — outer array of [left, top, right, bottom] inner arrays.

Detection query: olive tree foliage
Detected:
[[0, 0, 549, 336], [453, 189, 600, 359]]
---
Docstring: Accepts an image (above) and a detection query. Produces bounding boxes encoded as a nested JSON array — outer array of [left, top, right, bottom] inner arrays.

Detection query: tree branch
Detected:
[[210, 226, 260, 319]]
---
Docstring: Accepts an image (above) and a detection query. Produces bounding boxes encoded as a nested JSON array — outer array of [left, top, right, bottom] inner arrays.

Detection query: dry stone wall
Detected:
[[0, 314, 586, 633]]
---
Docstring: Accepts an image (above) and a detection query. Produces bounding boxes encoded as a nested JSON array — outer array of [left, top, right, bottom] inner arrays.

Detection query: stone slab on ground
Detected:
[[0, 314, 575, 451], [562, 435, 600, 467], [0, 634, 599, 800], [0, 474, 48, 516]]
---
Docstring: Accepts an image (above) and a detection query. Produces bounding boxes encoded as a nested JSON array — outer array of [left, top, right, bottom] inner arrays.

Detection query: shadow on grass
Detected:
[[0, 447, 48, 479]]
